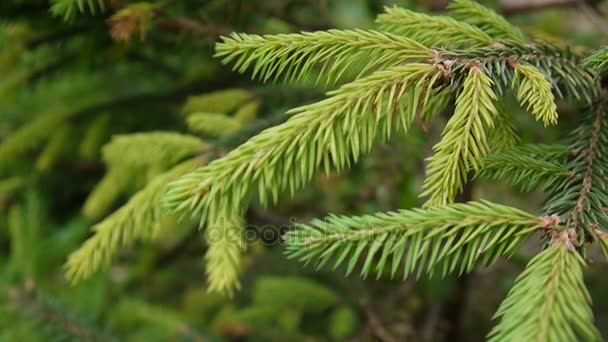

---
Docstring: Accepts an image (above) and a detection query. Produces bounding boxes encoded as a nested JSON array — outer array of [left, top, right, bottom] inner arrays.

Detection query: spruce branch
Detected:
[[421, 65, 497, 206], [82, 169, 131, 221], [187, 112, 241, 137], [215, 29, 433, 85], [435, 42, 597, 104], [284, 201, 547, 280], [181, 89, 253, 115], [488, 233, 600, 341], [512, 63, 558, 126], [582, 46, 608, 75], [81, 133, 207, 220], [65, 158, 203, 283], [479, 144, 572, 191], [447, 0, 527, 43], [204, 215, 245, 296], [543, 103, 608, 239], [164, 63, 445, 224], [101, 132, 207, 172], [376, 6, 495, 48]]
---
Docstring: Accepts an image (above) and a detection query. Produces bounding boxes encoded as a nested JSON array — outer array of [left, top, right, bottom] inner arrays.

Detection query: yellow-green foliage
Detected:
[[489, 233, 600, 341], [205, 215, 245, 296], [233, 100, 260, 124], [513, 63, 558, 126], [285, 201, 545, 279], [165, 63, 443, 224], [181, 89, 252, 115], [102, 132, 207, 171], [66, 159, 201, 283], [215, 29, 434, 85], [421, 66, 497, 206], [187, 112, 241, 137], [447, 0, 526, 42], [82, 132, 208, 220], [376, 6, 494, 47], [82, 169, 131, 220]]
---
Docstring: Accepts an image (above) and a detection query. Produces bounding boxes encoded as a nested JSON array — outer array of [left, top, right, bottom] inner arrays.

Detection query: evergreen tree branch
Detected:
[[215, 29, 433, 85], [204, 215, 245, 296], [582, 45, 608, 75], [101, 132, 207, 172], [447, 0, 527, 43], [479, 145, 572, 191], [421, 65, 497, 206], [376, 6, 495, 48], [488, 232, 600, 341], [284, 201, 549, 280], [187, 112, 241, 137], [164, 63, 445, 225], [65, 158, 203, 283], [512, 62, 558, 126], [181, 88, 253, 115], [435, 42, 598, 104], [543, 103, 608, 239]]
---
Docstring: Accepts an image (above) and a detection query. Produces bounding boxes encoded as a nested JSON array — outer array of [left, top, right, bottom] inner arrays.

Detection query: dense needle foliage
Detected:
[[3, 0, 608, 340]]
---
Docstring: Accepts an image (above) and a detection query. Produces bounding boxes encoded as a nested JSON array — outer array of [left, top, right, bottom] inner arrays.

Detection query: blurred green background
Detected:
[[1, 0, 608, 340]]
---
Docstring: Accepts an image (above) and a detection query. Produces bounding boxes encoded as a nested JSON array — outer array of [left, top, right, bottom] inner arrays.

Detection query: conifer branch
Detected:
[[447, 0, 527, 43], [488, 233, 600, 341], [479, 144, 572, 191], [181, 89, 253, 115], [543, 103, 608, 238], [512, 63, 558, 126], [582, 46, 608, 75], [421, 65, 497, 206], [102, 132, 207, 172], [215, 30, 433, 85], [376, 6, 495, 48], [65, 158, 203, 283], [164, 63, 445, 224], [187, 113, 241, 137], [81, 133, 207, 220], [204, 215, 245, 296], [434, 43, 597, 104], [284, 201, 547, 280], [82, 169, 131, 220]]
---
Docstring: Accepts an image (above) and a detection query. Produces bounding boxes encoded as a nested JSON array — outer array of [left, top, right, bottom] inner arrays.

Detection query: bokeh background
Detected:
[[1, 0, 608, 340]]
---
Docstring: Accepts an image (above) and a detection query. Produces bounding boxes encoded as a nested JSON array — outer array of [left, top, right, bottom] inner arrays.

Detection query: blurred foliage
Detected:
[[1, 0, 608, 341]]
